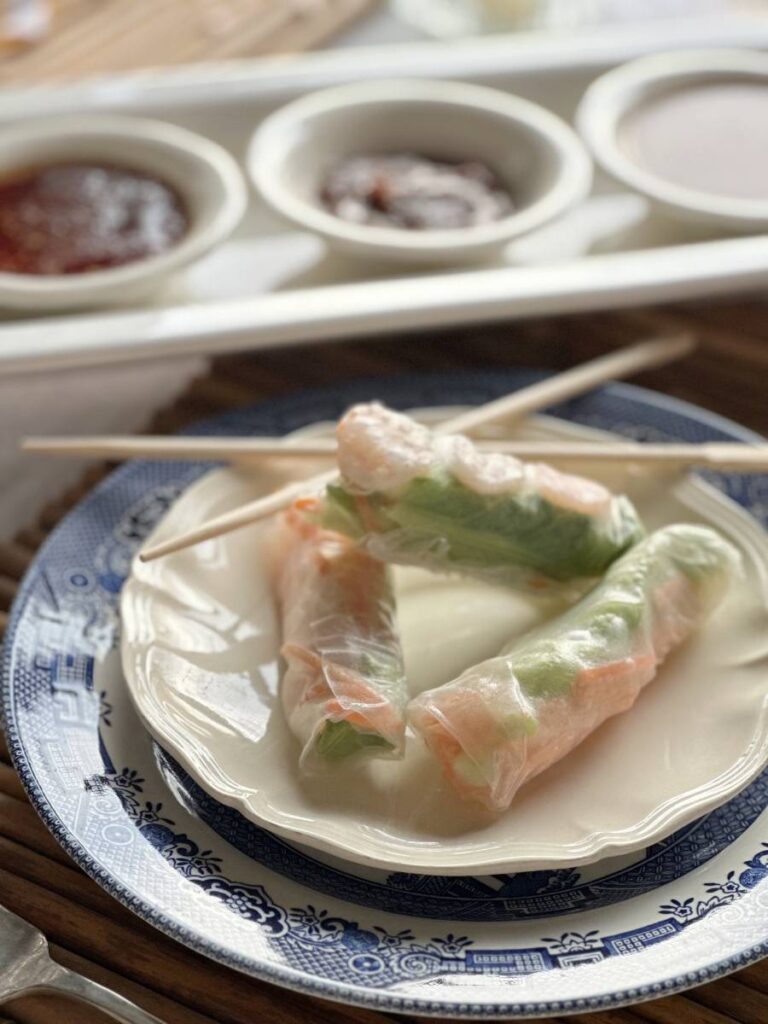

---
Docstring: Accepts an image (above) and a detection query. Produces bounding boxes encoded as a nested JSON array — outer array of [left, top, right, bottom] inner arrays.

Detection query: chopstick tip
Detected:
[[21, 436, 78, 453], [137, 546, 163, 563], [663, 330, 697, 357], [675, 330, 697, 353]]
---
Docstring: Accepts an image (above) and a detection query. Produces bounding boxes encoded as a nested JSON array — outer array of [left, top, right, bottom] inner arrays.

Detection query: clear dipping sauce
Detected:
[[320, 153, 514, 231], [0, 162, 189, 275], [620, 81, 768, 202]]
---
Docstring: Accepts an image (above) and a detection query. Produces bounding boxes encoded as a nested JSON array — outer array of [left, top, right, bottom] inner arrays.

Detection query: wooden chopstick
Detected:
[[21, 437, 768, 471], [485, 442, 768, 468], [22, 436, 342, 460], [25, 333, 696, 465], [441, 332, 695, 435], [136, 333, 696, 563], [137, 333, 695, 562]]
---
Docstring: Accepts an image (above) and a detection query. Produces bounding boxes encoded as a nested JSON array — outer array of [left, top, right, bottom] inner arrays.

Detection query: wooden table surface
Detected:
[[1, 299, 767, 1024], [0, 0, 378, 82]]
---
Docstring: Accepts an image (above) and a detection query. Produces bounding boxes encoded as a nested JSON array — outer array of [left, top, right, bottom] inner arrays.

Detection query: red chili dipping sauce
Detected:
[[320, 154, 514, 231], [0, 162, 189, 275]]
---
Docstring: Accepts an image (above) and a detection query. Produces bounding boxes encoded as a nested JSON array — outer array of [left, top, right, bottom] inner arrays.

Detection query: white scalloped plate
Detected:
[[121, 412, 768, 875]]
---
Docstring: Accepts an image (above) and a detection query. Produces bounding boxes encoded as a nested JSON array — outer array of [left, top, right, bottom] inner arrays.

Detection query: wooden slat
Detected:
[[563, 1010, 655, 1024], [0, 575, 18, 612], [0, 0, 378, 83], [0, 832, 165, 935], [0, 792, 75, 867], [632, 994, 745, 1024], [0, 761, 28, 802], [0, 542, 33, 581], [13, 527, 47, 553], [689, 977, 768, 1024], [8, 943, 220, 1024], [737, 961, 768, 995], [0, 867, 392, 1024]]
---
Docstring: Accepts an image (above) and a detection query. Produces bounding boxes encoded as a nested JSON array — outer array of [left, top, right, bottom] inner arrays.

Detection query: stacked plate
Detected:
[[4, 370, 768, 1017]]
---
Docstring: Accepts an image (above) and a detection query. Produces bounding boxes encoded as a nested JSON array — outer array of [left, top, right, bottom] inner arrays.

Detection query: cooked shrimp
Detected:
[[273, 508, 408, 768], [409, 524, 738, 812], [327, 401, 643, 588]]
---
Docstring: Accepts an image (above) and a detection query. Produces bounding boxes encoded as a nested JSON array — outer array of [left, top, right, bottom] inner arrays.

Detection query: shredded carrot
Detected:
[[572, 650, 656, 710], [293, 496, 320, 514]]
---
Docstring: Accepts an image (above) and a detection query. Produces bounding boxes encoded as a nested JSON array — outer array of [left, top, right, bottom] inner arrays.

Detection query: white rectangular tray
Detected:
[[2, 12, 768, 378]]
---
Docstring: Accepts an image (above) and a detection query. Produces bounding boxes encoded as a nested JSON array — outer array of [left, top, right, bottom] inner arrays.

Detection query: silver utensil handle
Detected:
[[41, 965, 164, 1024]]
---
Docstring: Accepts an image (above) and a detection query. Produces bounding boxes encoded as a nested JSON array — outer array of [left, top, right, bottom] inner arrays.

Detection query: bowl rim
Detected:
[[247, 78, 593, 257], [576, 48, 768, 225], [0, 113, 247, 298]]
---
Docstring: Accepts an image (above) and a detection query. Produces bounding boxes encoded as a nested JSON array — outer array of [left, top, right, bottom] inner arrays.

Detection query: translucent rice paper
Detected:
[[273, 506, 408, 770], [409, 524, 740, 811], [321, 402, 644, 592]]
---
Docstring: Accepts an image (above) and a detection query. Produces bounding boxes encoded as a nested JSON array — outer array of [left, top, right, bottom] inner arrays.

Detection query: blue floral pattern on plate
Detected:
[[152, 743, 768, 923], [97, 751, 768, 989]]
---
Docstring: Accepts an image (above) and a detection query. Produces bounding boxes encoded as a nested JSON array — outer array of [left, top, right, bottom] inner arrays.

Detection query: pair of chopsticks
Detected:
[[23, 333, 766, 563]]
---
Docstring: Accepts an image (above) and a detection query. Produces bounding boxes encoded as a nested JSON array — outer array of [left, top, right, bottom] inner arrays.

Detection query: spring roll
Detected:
[[273, 506, 408, 769], [318, 402, 643, 590], [409, 524, 739, 811]]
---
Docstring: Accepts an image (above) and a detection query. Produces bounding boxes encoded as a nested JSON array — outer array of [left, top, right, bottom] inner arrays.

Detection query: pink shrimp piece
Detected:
[[412, 646, 659, 812], [273, 507, 408, 767], [336, 402, 433, 494], [408, 524, 737, 812], [527, 462, 613, 517]]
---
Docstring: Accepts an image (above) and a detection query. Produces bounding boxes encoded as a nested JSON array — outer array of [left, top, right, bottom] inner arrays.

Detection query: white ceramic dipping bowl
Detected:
[[577, 49, 768, 233], [247, 79, 593, 264], [0, 115, 247, 310]]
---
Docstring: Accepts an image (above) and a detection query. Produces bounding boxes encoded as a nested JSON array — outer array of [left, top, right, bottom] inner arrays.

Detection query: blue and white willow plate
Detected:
[[4, 372, 768, 1018]]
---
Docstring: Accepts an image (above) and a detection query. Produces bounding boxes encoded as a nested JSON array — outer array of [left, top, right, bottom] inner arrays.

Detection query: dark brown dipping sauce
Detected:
[[320, 153, 514, 231], [0, 162, 189, 275]]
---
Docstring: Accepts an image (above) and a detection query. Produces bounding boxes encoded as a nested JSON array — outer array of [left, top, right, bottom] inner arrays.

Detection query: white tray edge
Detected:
[[2, 232, 767, 378]]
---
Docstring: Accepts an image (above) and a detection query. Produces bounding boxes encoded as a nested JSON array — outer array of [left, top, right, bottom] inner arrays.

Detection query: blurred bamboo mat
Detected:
[[0, 0, 377, 82], [0, 302, 767, 1024]]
